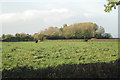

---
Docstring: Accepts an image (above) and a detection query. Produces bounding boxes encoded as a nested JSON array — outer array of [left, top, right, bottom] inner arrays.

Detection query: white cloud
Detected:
[[0, 8, 75, 24]]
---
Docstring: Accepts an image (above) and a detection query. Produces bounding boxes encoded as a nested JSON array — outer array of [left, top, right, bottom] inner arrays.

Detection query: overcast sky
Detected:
[[0, 0, 118, 38]]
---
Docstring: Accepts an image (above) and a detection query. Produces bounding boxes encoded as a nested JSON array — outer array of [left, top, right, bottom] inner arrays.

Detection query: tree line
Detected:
[[2, 33, 35, 42], [1, 22, 112, 42], [33, 22, 112, 40]]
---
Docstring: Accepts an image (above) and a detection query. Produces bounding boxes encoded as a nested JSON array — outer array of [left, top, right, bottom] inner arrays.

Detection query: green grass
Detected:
[[2, 41, 118, 71]]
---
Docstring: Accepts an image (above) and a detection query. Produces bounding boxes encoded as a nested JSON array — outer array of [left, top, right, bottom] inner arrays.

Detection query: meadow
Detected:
[[2, 41, 119, 78]]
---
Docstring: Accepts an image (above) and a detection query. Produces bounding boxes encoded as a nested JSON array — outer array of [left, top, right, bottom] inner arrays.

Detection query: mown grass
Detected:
[[2, 41, 119, 78]]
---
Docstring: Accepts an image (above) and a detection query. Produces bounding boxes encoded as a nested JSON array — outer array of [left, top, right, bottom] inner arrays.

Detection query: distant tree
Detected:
[[63, 22, 99, 39], [37, 34, 44, 41], [40, 27, 63, 39], [95, 26, 105, 39], [91, 23, 98, 38], [63, 24, 67, 28], [60, 27, 63, 32], [2, 34, 6, 40], [32, 33, 38, 40], [15, 33, 20, 37], [103, 33, 112, 38], [5, 34, 13, 39], [19, 33, 27, 38]]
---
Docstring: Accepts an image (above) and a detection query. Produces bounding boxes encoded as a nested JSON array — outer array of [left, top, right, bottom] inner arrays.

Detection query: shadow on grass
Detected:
[[2, 59, 120, 78]]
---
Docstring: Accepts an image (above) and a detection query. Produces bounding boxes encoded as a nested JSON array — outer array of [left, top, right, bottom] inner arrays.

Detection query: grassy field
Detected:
[[2, 41, 119, 78]]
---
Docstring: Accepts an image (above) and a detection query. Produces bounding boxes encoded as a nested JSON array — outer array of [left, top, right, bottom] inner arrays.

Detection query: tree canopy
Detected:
[[33, 22, 112, 40], [104, 0, 120, 12], [2, 22, 112, 42]]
